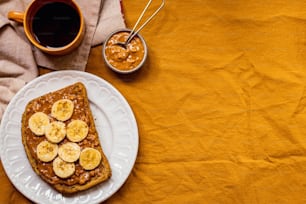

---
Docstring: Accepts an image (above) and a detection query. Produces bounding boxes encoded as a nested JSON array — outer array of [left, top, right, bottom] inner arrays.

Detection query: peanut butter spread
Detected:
[[23, 84, 105, 186], [105, 31, 145, 71]]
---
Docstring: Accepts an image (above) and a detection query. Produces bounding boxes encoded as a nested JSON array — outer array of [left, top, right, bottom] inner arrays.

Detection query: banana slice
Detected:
[[28, 112, 50, 136], [45, 121, 66, 143], [36, 140, 58, 162], [66, 120, 89, 142], [51, 99, 74, 121], [58, 142, 81, 163], [79, 148, 102, 170], [53, 157, 75, 178]]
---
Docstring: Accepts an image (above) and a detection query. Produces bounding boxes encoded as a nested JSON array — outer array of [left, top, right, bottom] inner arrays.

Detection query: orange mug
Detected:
[[8, 0, 85, 55]]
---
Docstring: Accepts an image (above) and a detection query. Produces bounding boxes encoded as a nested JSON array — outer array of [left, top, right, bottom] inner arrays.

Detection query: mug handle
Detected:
[[7, 11, 24, 23]]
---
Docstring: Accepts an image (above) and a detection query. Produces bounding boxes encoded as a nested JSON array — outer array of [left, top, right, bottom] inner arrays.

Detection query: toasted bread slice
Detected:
[[21, 82, 111, 194]]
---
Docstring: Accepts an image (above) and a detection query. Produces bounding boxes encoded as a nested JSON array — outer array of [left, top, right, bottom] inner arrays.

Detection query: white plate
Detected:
[[0, 71, 138, 204]]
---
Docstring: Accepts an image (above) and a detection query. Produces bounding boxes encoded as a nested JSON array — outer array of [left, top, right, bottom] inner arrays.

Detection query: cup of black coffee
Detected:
[[8, 0, 85, 55]]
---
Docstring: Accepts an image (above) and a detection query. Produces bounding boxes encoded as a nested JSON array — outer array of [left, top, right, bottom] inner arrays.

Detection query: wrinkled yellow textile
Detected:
[[3, 0, 306, 203]]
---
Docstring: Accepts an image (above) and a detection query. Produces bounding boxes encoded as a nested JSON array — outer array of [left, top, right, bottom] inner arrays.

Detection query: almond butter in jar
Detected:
[[103, 29, 148, 74]]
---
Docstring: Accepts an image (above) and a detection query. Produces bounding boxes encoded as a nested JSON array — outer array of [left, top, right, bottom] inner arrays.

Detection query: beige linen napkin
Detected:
[[92, 0, 126, 46], [0, 0, 126, 120], [0, 14, 38, 121]]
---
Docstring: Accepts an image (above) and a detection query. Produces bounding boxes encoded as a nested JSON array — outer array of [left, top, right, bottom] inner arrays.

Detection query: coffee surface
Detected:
[[32, 2, 80, 48]]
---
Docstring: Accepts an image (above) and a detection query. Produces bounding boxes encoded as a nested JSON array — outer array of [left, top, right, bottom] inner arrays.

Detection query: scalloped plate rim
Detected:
[[0, 70, 139, 204]]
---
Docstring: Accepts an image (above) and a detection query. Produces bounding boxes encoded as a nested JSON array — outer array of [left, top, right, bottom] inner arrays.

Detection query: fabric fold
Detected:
[[92, 0, 126, 46], [0, 15, 38, 121]]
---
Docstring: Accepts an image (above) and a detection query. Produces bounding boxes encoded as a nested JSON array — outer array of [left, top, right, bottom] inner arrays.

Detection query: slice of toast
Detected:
[[21, 82, 111, 194]]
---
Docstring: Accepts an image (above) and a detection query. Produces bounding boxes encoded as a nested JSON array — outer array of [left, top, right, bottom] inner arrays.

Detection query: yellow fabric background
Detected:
[[2, 0, 306, 203]]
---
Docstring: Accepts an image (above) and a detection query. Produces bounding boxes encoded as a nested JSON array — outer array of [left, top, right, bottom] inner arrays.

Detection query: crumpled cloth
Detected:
[[0, 14, 38, 121], [0, 0, 125, 120], [4, 0, 306, 203]]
